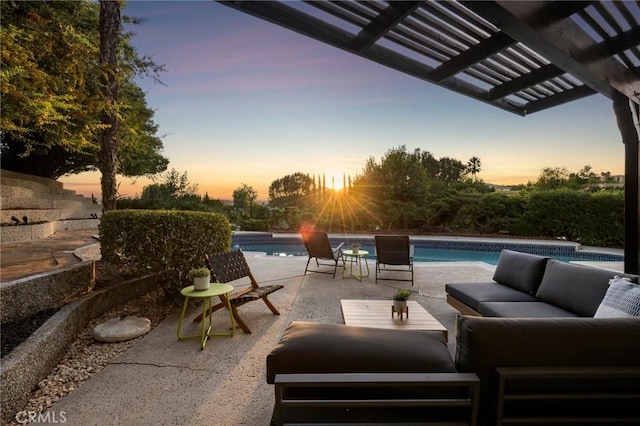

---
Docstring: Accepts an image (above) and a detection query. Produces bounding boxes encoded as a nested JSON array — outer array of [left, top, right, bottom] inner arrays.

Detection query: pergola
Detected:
[[218, 0, 640, 273]]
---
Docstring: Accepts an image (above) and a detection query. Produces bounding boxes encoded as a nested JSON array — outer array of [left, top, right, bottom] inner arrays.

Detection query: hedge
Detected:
[[100, 210, 231, 296], [524, 190, 624, 246]]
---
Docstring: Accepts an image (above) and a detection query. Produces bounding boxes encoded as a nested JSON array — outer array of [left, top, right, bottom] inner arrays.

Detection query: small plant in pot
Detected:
[[392, 289, 411, 311], [350, 242, 361, 254], [188, 267, 211, 291]]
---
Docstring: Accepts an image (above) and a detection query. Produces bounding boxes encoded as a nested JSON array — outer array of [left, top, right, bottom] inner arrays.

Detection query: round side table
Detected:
[[177, 283, 235, 349], [341, 249, 370, 281]]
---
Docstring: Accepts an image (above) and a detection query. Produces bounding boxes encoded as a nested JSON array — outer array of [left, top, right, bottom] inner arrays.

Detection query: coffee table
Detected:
[[340, 299, 448, 339]]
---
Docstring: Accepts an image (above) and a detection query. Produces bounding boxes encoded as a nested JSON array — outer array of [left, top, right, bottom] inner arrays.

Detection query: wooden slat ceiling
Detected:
[[218, 0, 640, 116]]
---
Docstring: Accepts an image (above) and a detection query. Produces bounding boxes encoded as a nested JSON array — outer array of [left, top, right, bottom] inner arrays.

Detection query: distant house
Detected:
[[487, 184, 517, 193], [593, 174, 624, 189]]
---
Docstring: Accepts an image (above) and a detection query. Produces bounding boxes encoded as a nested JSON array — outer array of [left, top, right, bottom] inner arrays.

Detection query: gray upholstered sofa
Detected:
[[266, 250, 640, 425], [445, 249, 638, 317]]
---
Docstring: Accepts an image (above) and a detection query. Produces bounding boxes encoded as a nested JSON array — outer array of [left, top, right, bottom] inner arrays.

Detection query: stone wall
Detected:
[[0, 273, 162, 426], [0, 262, 95, 324]]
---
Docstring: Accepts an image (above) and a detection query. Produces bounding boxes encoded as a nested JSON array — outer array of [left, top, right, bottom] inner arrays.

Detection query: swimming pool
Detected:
[[231, 233, 624, 265]]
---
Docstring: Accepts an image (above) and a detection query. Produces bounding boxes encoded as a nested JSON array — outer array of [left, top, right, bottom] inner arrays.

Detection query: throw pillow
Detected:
[[594, 276, 640, 318]]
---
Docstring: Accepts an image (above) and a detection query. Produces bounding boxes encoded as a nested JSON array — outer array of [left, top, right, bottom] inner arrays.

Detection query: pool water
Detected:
[[232, 241, 620, 265]]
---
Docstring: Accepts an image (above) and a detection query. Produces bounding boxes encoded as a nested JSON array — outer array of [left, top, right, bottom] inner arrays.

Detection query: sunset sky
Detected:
[[60, 0, 627, 201]]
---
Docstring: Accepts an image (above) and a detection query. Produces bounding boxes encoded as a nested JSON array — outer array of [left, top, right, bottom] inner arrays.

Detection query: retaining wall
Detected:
[[0, 262, 95, 324], [0, 273, 163, 426]]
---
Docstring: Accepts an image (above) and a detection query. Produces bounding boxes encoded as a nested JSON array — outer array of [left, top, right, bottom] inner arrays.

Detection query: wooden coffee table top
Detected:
[[340, 299, 448, 339]]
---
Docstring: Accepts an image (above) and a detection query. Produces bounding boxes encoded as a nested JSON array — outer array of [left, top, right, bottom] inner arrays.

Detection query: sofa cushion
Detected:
[[266, 321, 456, 384], [492, 250, 549, 295], [478, 301, 578, 317], [594, 277, 640, 318], [535, 260, 638, 316], [446, 282, 539, 312]]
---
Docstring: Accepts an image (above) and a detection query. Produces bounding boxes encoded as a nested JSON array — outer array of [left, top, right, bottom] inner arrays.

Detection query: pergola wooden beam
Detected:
[[463, 0, 640, 105], [614, 93, 640, 274], [525, 85, 596, 115], [351, 1, 422, 51], [489, 26, 640, 102], [218, 0, 525, 115], [429, 32, 514, 82]]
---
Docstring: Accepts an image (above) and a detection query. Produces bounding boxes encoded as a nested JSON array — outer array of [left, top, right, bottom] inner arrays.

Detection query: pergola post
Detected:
[[613, 92, 640, 274]]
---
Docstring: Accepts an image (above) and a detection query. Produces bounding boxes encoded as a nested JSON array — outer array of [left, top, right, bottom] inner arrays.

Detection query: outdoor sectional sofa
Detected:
[[266, 250, 640, 425], [445, 248, 639, 318]]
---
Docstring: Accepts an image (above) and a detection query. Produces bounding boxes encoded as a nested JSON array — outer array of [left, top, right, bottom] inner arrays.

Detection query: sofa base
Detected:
[[446, 294, 481, 316], [273, 372, 480, 425], [495, 366, 640, 425]]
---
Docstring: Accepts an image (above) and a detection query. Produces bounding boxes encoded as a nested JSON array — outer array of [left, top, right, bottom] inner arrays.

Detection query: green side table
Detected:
[[177, 283, 235, 349], [342, 249, 370, 281]]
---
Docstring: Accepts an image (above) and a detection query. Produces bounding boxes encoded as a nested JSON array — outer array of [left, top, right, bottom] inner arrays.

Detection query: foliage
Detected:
[[467, 156, 482, 182], [393, 289, 411, 301], [437, 156, 469, 184], [233, 183, 257, 216], [188, 267, 210, 278], [100, 209, 231, 297], [116, 145, 623, 249], [241, 219, 271, 231], [135, 168, 198, 209], [0, 0, 168, 180], [448, 191, 525, 233], [268, 172, 313, 208], [524, 189, 624, 246], [533, 165, 602, 191], [354, 146, 429, 205]]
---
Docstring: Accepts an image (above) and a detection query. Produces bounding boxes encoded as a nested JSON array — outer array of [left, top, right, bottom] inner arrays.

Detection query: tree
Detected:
[[99, 0, 122, 211], [467, 156, 482, 182], [0, 1, 167, 182], [268, 173, 313, 207], [233, 183, 258, 217], [418, 150, 440, 178], [138, 168, 198, 208], [378, 146, 429, 202], [437, 156, 468, 184], [535, 167, 569, 190], [0, 1, 103, 172]]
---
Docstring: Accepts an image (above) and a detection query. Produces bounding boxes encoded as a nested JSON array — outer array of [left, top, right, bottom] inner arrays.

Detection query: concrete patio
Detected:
[[41, 253, 496, 425]]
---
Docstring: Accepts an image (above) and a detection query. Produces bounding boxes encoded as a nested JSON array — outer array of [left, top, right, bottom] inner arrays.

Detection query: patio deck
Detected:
[[40, 252, 499, 425], [3, 228, 627, 425]]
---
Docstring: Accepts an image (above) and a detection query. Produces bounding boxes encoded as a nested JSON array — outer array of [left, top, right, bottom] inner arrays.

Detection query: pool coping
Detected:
[[233, 231, 623, 256]]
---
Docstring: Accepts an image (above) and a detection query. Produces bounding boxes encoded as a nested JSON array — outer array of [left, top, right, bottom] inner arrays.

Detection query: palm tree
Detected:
[[467, 156, 482, 182]]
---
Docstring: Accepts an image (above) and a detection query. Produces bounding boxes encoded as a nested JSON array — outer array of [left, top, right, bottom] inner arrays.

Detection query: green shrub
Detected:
[[241, 218, 271, 231], [524, 190, 623, 247], [100, 210, 231, 297]]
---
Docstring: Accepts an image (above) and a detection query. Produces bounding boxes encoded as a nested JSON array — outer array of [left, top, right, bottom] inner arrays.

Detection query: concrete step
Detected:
[[0, 170, 74, 195], [2, 193, 99, 210], [1, 206, 101, 225], [0, 185, 36, 200], [0, 219, 100, 242], [1, 170, 102, 242]]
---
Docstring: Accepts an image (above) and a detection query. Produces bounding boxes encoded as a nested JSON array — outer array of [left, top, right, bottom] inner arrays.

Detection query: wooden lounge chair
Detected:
[[301, 231, 344, 278], [193, 250, 284, 333], [375, 235, 414, 286]]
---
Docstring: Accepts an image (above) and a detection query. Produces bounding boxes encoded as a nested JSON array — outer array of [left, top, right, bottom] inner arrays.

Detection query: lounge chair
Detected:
[[375, 235, 414, 286], [193, 250, 284, 333], [301, 231, 344, 278]]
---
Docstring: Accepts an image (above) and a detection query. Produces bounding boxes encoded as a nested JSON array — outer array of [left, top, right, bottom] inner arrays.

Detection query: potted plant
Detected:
[[351, 242, 361, 254], [392, 289, 411, 312], [188, 267, 211, 291]]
